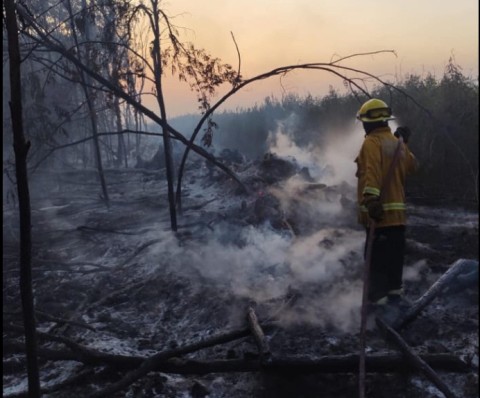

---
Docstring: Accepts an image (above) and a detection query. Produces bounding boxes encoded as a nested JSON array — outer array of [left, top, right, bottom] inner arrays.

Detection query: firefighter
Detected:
[[355, 98, 418, 308]]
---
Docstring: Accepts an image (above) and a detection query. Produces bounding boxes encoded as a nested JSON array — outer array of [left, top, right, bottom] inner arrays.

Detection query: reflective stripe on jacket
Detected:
[[355, 126, 417, 227]]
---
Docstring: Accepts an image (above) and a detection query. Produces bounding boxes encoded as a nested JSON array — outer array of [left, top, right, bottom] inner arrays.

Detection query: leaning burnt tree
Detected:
[[140, 0, 178, 230], [4, 0, 40, 396]]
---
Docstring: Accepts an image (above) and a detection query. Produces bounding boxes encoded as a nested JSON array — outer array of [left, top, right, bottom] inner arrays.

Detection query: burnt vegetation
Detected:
[[3, 1, 479, 397]]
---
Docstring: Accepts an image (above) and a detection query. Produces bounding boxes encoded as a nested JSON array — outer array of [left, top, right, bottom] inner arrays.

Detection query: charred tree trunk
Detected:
[[4, 0, 41, 396], [134, 108, 141, 156], [151, 0, 177, 231], [85, 91, 110, 204], [112, 70, 127, 168], [114, 98, 127, 167]]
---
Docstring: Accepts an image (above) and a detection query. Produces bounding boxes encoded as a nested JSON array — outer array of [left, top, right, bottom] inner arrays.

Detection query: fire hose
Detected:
[[359, 135, 405, 398]]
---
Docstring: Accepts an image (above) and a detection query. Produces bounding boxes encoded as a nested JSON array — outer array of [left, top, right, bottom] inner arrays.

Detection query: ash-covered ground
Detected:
[[3, 147, 478, 398]]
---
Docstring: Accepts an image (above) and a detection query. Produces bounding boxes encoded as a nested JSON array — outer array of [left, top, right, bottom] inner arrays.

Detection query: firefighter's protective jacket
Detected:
[[355, 126, 417, 227]]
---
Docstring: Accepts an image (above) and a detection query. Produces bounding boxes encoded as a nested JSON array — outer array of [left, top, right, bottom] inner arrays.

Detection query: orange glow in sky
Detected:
[[149, 0, 478, 116]]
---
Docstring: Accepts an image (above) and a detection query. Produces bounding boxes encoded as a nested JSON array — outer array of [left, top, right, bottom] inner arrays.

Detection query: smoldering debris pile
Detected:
[[3, 148, 479, 398]]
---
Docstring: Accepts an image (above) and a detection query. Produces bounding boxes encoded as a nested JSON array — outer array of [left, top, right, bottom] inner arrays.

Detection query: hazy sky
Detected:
[[154, 0, 478, 116]]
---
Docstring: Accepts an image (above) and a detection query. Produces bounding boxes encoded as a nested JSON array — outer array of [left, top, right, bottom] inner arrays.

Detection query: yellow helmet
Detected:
[[356, 98, 394, 122]]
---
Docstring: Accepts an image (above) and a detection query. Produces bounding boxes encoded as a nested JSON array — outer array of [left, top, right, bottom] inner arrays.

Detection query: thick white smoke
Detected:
[[144, 223, 364, 332], [267, 116, 400, 186], [140, 118, 374, 332]]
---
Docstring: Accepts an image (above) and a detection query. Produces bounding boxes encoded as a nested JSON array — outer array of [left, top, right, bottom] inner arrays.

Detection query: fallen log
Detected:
[[247, 306, 271, 361], [3, 352, 470, 397], [393, 259, 478, 330], [377, 317, 456, 398], [76, 225, 139, 235], [5, 321, 470, 397], [151, 354, 470, 375], [5, 343, 469, 374], [4, 321, 471, 376]]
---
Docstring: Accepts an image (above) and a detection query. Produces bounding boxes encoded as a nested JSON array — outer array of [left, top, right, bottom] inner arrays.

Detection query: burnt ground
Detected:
[[2, 158, 479, 398]]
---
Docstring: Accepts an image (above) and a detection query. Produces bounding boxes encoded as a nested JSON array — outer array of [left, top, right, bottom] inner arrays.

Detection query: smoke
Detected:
[[144, 222, 364, 332], [17, 110, 373, 336], [134, 115, 369, 332], [318, 123, 364, 186], [266, 117, 367, 187], [267, 118, 320, 171], [404, 259, 428, 282]]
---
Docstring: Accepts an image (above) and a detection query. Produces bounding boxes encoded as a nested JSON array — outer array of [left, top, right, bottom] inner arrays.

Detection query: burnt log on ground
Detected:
[[377, 317, 457, 398], [3, 352, 469, 398], [139, 354, 470, 374], [393, 259, 478, 330], [5, 320, 470, 397], [247, 306, 271, 361], [4, 346, 470, 374], [6, 324, 471, 374]]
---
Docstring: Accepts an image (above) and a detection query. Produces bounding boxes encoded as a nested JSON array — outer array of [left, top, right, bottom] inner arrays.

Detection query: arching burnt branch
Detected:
[[175, 50, 401, 210]]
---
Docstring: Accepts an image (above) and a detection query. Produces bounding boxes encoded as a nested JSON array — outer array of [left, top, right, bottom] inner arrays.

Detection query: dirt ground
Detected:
[[3, 165, 478, 398]]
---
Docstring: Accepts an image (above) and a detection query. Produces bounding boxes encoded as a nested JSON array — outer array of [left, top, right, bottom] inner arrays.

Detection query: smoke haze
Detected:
[[140, 120, 371, 332]]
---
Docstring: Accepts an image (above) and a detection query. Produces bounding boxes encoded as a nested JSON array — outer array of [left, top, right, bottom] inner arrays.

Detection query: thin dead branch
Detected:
[[35, 310, 97, 332], [246, 306, 271, 362], [377, 317, 457, 398]]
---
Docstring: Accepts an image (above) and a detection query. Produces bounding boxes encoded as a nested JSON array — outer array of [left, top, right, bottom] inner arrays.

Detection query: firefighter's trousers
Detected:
[[365, 225, 406, 303]]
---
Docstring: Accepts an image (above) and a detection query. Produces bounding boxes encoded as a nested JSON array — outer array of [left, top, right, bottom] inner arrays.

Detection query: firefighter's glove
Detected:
[[363, 196, 384, 222], [394, 126, 411, 144]]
